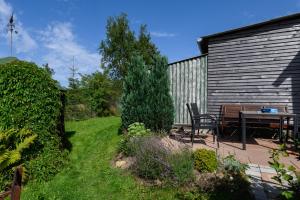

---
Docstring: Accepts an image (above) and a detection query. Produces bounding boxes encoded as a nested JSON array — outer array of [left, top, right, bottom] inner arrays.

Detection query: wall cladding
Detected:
[[168, 55, 207, 125], [207, 18, 300, 118]]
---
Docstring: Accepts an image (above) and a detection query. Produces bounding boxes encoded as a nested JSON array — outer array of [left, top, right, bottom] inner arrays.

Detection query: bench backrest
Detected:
[[221, 104, 288, 120]]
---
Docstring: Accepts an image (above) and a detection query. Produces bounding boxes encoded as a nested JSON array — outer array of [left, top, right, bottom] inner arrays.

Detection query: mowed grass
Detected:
[[22, 117, 175, 200]]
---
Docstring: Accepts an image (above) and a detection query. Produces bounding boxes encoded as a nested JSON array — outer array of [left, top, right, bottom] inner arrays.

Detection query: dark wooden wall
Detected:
[[207, 18, 300, 118]]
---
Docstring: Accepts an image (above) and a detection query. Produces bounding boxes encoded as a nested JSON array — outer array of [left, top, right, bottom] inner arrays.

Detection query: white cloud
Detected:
[[150, 31, 176, 38], [0, 0, 98, 86], [39, 22, 100, 86], [0, 0, 37, 54], [0, 0, 11, 17]]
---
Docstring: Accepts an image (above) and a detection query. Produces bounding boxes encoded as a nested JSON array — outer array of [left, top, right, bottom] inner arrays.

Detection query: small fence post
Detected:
[[10, 166, 22, 200]]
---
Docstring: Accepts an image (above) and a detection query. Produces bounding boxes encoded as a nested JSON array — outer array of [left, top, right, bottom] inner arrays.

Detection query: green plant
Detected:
[[133, 136, 169, 180], [222, 154, 248, 175], [128, 122, 151, 137], [65, 72, 120, 121], [118, 122, 151, 156], [82, 72, 119, 117], [269, 144, 300, 199], [0, 60, 66, 183], [121, 56, 150, 129], [147, 55, 174, 132], [193, 149, 217, 173], [99, 13, 159, 80], [176, 169, 251, 200], [131, 136, 194, 186], [168, 148, 194, 186], [175, 190, 209, 200], [0, 128, 37, 190], [26, 141, 69, 182], [65, 104, 92, 121]]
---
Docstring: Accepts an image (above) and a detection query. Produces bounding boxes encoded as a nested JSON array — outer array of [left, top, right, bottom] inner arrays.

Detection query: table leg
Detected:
[[279, 117, 283, 143], [242, 113, 246, 150], [294, 116, 298, 150], [286, 117, 290, 142]]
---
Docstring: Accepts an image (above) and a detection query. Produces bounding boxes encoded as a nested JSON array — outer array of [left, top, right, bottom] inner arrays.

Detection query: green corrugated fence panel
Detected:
[[168, 55, 208, 125]]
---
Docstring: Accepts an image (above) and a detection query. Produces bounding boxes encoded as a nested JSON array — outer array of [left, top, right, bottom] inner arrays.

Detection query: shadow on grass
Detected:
[[61, 131, 76, 151]]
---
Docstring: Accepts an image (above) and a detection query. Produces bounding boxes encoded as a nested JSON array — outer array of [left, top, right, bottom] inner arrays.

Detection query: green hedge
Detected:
[[0, 60, 67, 186]]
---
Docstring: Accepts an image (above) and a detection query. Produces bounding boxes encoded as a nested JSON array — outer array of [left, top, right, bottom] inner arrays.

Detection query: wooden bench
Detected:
[[220, 104, 289, 134], [0, 166, 22, 200]]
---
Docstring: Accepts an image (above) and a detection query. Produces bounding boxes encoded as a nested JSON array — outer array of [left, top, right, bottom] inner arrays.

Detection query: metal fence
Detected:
[[168, 55, 208, 125]]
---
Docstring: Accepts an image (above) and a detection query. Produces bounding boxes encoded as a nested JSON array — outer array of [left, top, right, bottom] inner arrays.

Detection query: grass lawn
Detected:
[[22, 117, 175, 200]]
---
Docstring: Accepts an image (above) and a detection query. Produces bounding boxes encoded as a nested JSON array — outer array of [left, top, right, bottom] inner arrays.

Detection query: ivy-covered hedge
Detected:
[[0, 61, 68, 186]]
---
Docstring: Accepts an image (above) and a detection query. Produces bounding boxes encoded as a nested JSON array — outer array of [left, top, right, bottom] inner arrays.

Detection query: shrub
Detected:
[[177, 154, 251, 200], [133, 136, 169, 180], [269, 144, 300, 199], [0, 61, 66, 183], [222, 154, 248, 175], [118, 136, 132, 156], [26, 140, 69, 182], [121, 56, 150, 129], [147, 55, 174, 132], [118, 122, 151, 156], [193, 149, 217, 173], [65, 72, 120, 121], [168, 149, 194, 185], [128, 122, 151, 137], [177, 172, 251, 200], [0, 128, 37, 190], [131, 136, 194, 185], [65, 104, 92, 121]]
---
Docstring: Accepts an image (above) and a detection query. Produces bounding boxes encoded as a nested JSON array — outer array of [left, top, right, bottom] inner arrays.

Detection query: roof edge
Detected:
[[199, 12, 300, 54], [168, 54, 207, 66]]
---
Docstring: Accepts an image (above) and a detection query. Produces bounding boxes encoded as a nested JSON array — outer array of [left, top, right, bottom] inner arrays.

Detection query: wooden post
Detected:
[[10, 166, 22, 200], [0, 166, 22, 200]]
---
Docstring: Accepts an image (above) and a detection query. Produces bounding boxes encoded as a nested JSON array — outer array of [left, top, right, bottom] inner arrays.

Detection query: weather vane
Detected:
[[7, 12, 18, 57]]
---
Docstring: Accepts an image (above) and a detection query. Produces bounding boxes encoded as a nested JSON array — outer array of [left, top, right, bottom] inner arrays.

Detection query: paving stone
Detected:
[[261, 172, 278, 184], [249, 163, 260, 168], [249, 176, 268, 200], [249, 166, 261, 172], [263, 182, 282, 199], [246, 170, 261, 178], [259, 166, 276, 174]]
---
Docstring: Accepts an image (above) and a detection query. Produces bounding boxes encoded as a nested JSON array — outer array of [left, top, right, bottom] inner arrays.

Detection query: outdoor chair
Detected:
[[186, 103, 219, 147]]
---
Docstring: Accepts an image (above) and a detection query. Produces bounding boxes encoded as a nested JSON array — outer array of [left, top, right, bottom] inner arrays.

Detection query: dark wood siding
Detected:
[[207, 18, 300, 118]]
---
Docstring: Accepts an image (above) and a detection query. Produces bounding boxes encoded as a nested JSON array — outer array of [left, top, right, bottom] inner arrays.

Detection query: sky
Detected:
[[0, 0, 300, 86]]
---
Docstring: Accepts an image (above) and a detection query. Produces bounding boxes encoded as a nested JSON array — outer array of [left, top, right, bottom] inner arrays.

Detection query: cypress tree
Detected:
[[147, 55, 174, 132], [121, 55, 149, 129]]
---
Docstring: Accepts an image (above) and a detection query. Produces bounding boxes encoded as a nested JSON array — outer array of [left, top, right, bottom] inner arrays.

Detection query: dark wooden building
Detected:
[[199, 13, 300, 118]]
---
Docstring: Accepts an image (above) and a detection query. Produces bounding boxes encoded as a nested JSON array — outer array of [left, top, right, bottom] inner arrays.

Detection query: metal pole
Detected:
[[10, 29, 12, 56], [7, 13, 16, 57]]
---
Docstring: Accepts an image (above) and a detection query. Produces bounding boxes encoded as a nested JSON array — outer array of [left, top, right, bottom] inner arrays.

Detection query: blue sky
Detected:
[[0, 0, 300, 86]]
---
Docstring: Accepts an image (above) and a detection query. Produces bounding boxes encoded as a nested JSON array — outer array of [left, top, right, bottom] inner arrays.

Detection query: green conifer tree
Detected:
[[121, 55, 150, 129], [147, 55, 174, 132]]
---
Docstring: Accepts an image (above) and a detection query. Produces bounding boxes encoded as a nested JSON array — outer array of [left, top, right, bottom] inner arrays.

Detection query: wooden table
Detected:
[[240, 111, 298, 150]]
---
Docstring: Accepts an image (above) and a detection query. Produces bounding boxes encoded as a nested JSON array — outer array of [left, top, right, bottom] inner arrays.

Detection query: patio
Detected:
[[170, 129, 300, 199], [170, 129, 300, 169]]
